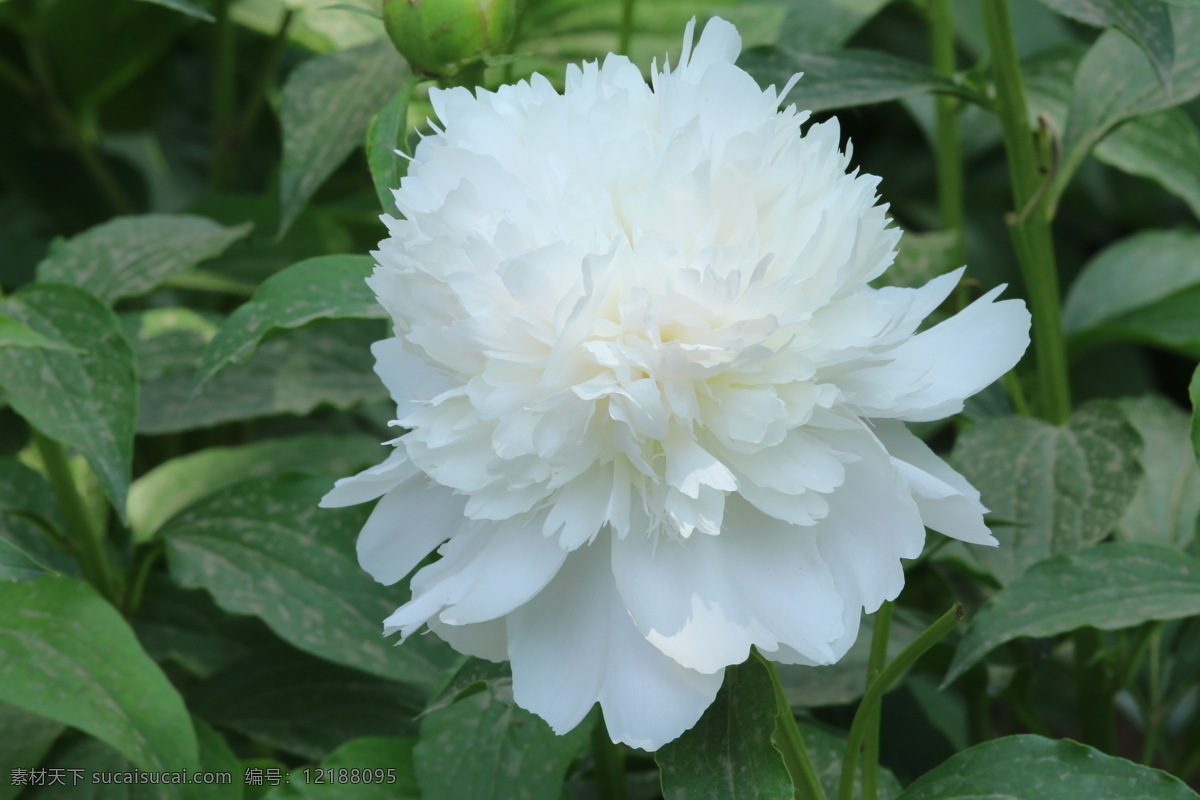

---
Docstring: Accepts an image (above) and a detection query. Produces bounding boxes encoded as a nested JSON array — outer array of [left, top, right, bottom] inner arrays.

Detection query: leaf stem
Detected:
[[861, 602, 893, 800], [754, 650, 827, 800], [32, 430, 121, 605], [591, 712, 627, 800], [618, 0, 636, 56], [980, 0, 1071, 424], [838, 604, 964, 800]]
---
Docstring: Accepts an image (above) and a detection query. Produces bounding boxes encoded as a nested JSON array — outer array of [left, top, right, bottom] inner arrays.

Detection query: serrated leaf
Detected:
[[161, 473, 452, 686], [1114, 396, 1200, 549], [1063, 230, 1200, 356], [897, 734, 1199, 798], [188, 648, 423, 761], [1035, 0, 1174, 94], [657, 658, 792, 800], [278, 40, 407, 235], [0, 576, 198, 774], [36, 214, 251, 303], [128, 433, 384, 542], [193, 255, 382, 393], [0, 701, 64, 800], [0, 315, 78, 352], [266, 737, 420, 800], [945, 543, 1200, 684], [367, 81, 414, 218], [951, 403, 1142, 584], [1057, 6, 1200, 199], [414, 684, 591, 800], [741, 47, 972, 113], [0, 284, 138, 519]]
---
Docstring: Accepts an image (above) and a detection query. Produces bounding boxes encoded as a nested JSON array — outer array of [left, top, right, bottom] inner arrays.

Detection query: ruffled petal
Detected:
[[508, 537, 724, 749]]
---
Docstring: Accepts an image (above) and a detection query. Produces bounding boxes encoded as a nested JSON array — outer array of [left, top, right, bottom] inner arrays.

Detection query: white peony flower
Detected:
[[322, 16, 1031, 750]]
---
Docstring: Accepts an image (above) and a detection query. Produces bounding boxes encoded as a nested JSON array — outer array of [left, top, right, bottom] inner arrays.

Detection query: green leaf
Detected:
[[945, 543, 1200, 684], [778, 0, 891, 53], [36, 214, 252, 304], [657, 658, 793, 800], [0, 457, 59, 525], [1035, 0, 1174, 94], [187, 648, 422, 761], [367, 81, 415, 218], [741, 47, 973, 113], [133, 0, 215, 22], [774, 610, 923, 708], [128, 433, 385, 542], [1063, 230, 1200, 357], [1191, 363, 1200, 465], [230, 0, 385, 54], [124, 310, 386, 434], [193, 255, 382, 393], [161, 473, 452, 686], [265, 737, 420, 800], [1056, 5, 1200, 201], [0, 576, 198, 773], [897, 734, 1199, 798], [0, 315, 78, 352], [951, 402, 1142, 584], [0, 536, 57, 581], [0, 284, 138, 519], [414, 683, 592, 800], [278, 40, 408, 235], [0, 701, 65, 800], [799, 723, 901, 800], [1114, 396, 1200, 549], [873, 230, 960, 290]]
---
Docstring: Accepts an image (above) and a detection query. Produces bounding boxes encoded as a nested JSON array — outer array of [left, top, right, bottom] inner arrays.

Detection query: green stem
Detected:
[[980, 0, 1070, 424], [755, 651, 827, 800], [861, 602, 894, 800], [929, 0, 964, 267], [1074, 628, 1114, 753], [1139, 625, 1164, 765], [32, 430, 121, 605], [591, 712, 627, 800], [838, 605, 964, 800], [211, 0, 237, 191], [618, 0, 636, 56], [123, 542, 163, 616]]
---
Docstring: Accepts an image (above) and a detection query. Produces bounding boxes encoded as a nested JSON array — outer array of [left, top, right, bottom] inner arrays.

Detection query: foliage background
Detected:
[[1, 0, 1200, 797]]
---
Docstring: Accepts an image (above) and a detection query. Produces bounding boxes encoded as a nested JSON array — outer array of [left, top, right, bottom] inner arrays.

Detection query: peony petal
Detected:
[[355, 475, 466, 585], [371, 337, 458, 418], [509, 537, 724, 749], [319, 448, 414, 508], [428, 616, 508, 662]]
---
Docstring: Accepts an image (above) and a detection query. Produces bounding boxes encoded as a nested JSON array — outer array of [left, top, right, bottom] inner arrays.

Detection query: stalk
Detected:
[[861, 602, 894, 800], [755, 651, 828, 800]]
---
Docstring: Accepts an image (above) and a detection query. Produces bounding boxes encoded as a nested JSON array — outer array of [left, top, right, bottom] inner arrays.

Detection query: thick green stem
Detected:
[[861, 602, 893, 800], [591, 712, 627, 800], [211, 0, 237, 191], [929, 0, 964, 267], [32, 431, 121, 605], [1074, 628, 1114, 753], [981, 0, 1070, 424], [618, 0, 636, 56], [838, 605, 964, 800], [755, 651, 827, 800]]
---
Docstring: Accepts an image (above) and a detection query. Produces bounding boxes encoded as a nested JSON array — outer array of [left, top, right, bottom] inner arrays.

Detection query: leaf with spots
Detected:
[[896, 734, 1199, 799], [414, 682, 592, 800], [945, 543, 1200, 684], [193, 255, 383, 395], [657, 657, 793, 800], [0, 284, 138, 520], [800, 723, 901, 800], [0, 314, 79, 352], [36, 214, 252, 304], [951, 402, 1142, 584], [1035, 0, 1175, 94], [0, 576, 198, 775], [160, 473, 454, 688]]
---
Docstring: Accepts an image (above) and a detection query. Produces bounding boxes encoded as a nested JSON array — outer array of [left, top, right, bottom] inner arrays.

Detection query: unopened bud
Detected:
[[382, 0, 517, 77]]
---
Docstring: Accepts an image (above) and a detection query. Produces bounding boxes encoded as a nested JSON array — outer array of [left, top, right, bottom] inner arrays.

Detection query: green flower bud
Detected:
[[383, 0, 518, 77]]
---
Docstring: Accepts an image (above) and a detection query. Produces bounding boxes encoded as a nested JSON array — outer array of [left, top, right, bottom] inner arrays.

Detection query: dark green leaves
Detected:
[[1035, 0, 1175, 92], [278, 40, 409, 235], [414, 683, 591, 800], [0, 576, 198, 773], [161, 474, 451, 686], [36, 214, 251, 303], [952, 403, 1142, 583], [194, 254, 383, 393], [657, 658, 793, 800], [1064, 230, 1200, 357], [897, 735, 1199, 798], [946, 543, 1200, 684], [0, 284, 137, 518], [1114, 396, 1200, 549], [742, 48, 972, 113]]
